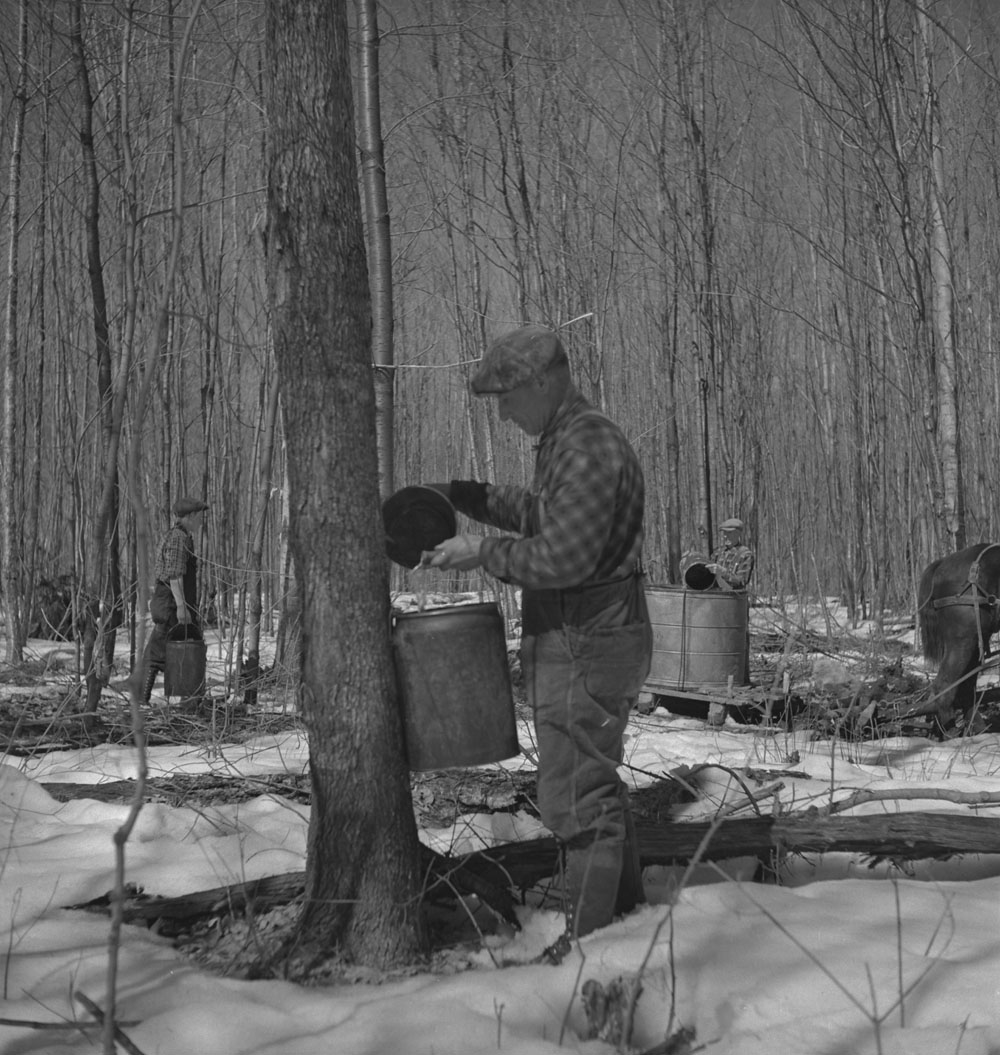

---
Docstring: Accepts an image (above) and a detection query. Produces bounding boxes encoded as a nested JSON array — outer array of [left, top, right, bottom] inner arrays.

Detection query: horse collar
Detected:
[[968, 541, 1000, 587]]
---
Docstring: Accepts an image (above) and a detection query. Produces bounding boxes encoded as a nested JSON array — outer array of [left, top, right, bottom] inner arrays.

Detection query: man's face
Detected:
[[722, 528, 741, 546], [497, 376, 552, 436]]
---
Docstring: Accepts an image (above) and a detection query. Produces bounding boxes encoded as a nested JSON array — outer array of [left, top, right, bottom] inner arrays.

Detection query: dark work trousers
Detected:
[[521, 571, 652, 939]]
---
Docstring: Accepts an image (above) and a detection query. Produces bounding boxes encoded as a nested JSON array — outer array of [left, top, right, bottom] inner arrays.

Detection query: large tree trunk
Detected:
[[265, 0, 426, 967]]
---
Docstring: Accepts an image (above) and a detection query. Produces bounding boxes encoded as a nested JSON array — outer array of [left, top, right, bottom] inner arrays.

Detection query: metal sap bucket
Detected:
[[164, 638, 207, 697], [391, 601, 519, 771], [644, 585, 748, 692]]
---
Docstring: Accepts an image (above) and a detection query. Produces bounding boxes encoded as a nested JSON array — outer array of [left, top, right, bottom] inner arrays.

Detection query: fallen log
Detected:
[[66, 810, 1000, 935], [638, 810, 1000, 861], [487, 810, 1000, 889], [67, 872, 307, 934], [67, 842, 518, 935], [43, 773, 312, 806]]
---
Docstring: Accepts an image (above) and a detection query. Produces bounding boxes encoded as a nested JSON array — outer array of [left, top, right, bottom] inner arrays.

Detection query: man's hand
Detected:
[[428, 534, 483, 571], [170, 578, 190, 623]]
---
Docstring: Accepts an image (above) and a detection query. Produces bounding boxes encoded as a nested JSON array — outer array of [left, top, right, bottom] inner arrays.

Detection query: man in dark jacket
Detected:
[[138, 496, 208, 703], [429, 324, 652, 963]]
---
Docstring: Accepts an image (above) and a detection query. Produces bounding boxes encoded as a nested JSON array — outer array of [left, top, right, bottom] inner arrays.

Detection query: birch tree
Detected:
[[357, 0, 396, 498], [917, 2, 964, 548]]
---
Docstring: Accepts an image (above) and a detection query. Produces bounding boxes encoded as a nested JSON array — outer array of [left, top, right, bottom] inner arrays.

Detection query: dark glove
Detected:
[[449, 479, 490, 520], [424, 482, 452, 500]]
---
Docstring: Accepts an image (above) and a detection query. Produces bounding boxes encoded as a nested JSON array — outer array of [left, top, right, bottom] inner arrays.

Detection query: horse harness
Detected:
[[932, 543, 1000, 661]]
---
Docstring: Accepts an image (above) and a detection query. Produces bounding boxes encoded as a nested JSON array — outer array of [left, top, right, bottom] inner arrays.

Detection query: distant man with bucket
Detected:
[[136, 497, 208, 704], [707, 518, 754, 592], [427, 324, 652, 964]]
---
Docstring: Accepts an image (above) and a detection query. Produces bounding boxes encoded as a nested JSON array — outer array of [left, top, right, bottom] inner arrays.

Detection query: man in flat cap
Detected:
[[706, 517, 754, 592], [428, 324, 652, 963], [135, 496, 209, 703], [707, 516, 755, 697]]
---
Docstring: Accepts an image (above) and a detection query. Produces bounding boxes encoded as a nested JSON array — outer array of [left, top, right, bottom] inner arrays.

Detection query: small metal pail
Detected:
[[164, 639, 207, 697], [391, 601, 519, 771]]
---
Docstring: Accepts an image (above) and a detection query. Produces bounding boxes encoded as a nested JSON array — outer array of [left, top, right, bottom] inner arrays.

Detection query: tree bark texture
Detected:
[[265, 0, 426, 967]]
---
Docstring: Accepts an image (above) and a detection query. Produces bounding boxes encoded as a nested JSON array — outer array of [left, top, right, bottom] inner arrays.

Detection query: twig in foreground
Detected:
[[74, 991, 147, 1055]]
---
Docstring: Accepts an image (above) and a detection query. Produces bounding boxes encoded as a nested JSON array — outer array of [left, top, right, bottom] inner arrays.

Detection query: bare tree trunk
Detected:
[[918, 5, 964, 550], [25, 95, 50, 650], [266, 0, 426, 968], [2, 0, 28, 663], [243, 367, 280, 705], [357, 0, 395, 498], [71, 0, 126, 718], [651, 21, 684, 579]]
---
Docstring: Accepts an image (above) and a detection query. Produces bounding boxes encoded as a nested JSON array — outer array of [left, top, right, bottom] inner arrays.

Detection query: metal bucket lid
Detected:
[[382, 485, 457, 568]]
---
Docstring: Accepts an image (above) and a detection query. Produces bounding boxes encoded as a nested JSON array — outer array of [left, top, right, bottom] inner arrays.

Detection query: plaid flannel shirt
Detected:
[[711, 542, 754, 591], [154, 525, 194, 583], [473, 387, 644, 590]]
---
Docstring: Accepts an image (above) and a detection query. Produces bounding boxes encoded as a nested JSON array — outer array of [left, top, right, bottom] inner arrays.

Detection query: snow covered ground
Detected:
[[2, 612, 999, 1055]]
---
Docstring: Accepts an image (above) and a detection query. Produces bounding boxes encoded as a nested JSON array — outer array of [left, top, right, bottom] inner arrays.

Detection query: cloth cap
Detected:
[[720, 517, 744, 531], [173, 496, 209, 517], [470, 325, 568, 395]]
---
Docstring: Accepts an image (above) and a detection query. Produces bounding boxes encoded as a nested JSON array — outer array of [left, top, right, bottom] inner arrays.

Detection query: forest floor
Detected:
[[4, 607, 1000, 989]]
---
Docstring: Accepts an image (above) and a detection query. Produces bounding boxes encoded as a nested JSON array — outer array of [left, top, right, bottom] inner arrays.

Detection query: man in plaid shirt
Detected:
[[429, 325, 652, 963], [707, 518, 754, 591]]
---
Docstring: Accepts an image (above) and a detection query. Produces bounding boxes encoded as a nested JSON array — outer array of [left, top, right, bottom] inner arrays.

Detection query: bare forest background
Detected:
[[1, 0, 998, 684]]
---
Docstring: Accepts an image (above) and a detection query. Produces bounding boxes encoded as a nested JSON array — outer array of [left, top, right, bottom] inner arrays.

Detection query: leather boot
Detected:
[[615, 788, 646, 916], [565, 839, 624, 940], [537, 838, 625, 966], [142, 665, 161, 704]]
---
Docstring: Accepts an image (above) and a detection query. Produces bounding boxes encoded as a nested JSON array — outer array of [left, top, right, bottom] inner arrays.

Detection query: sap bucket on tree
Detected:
[[164, 627, 207, 697], [644, 584, 749, 692], [391, 601, 519, 771]]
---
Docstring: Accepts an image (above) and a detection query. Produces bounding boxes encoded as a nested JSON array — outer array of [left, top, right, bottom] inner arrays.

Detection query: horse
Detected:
[[915, 542, 1000, 736]]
